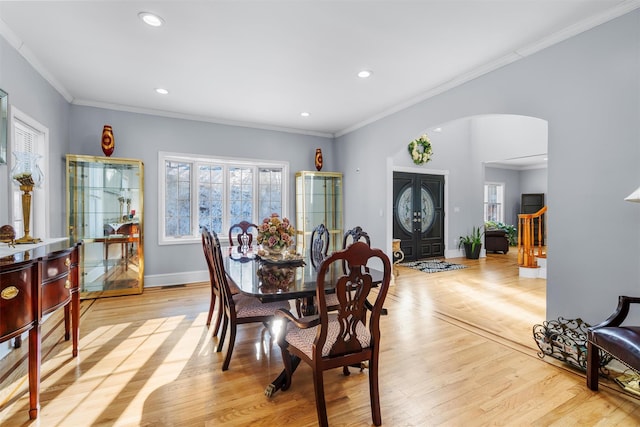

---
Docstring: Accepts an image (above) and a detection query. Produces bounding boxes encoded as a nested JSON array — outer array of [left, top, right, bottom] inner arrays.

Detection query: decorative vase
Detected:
[[101, 125, 115, 157], [10, 151, 44, 244], [266, 245, 285, 256], [314, 148, 323, 171]]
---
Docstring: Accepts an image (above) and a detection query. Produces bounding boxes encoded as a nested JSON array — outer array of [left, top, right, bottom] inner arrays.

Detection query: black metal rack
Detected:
[[533, 317, 611, 372]]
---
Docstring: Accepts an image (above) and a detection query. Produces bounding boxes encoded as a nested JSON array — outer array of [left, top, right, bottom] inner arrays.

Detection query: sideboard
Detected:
[[0, 239, 80, 419]]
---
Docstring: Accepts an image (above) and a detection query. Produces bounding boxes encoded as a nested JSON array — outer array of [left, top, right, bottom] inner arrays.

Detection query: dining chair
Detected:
[[201, 227, 225, 336], [228, 221, 258, 247], [310, 223, 330, 270], [341, 226, 387, 318], [341, 226, 371, 273], [342, 225, 371, 248], [275, 241, 392, 427], [295, 223, 331, 317], [209, 228, 290, 371]]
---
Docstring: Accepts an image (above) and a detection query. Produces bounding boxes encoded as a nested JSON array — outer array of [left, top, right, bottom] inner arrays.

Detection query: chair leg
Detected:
[[217, 314, 228, 353], [206, 289, 216, 326], [587, 341, 600, 391], [212, 295, 224, 337], [369, 354, 382, 426], [222, 323, 237, 371], [312, 369, 329, 427]]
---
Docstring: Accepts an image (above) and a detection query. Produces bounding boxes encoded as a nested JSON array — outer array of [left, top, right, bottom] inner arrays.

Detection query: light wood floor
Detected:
[[2, 251, 640, 426]]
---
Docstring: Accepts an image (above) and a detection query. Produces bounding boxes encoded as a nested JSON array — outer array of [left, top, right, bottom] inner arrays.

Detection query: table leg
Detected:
[[72, 290, 80, 357], [64, 304, 71, 340], [299, 296, 316, 316], [28, 324, 41, 419], [264, 354, 301, 398]]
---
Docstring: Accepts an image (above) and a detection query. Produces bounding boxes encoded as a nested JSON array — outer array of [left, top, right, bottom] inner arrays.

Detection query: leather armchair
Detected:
[[484, 229, 509, 254]]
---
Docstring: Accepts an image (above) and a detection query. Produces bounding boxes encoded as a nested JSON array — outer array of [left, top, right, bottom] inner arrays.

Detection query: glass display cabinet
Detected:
[[66, 155, 144, 298], [295, 171, 343, 255]]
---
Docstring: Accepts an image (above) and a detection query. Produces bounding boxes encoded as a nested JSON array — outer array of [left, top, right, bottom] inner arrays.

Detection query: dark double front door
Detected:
[[393, 172, 445, 261]]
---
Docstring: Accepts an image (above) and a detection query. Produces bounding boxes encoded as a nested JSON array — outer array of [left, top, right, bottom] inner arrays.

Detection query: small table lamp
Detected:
[[625, 186, 640, 203]]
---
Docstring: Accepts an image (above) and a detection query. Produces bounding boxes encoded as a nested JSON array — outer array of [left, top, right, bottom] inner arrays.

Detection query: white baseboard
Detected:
[[144, 270, 209, 288], [444, 248, 486, 259]]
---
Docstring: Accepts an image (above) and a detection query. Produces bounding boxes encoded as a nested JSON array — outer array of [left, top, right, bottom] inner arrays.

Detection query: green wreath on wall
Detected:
[[408, 134, 433, 165]]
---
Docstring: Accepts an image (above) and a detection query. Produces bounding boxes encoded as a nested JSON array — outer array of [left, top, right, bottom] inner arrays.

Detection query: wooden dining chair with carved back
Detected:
[[342, 225, 371, 247], [342, 226, 388, 319], [201, 226, 225, 337], [228, 221, 258, 247], [275, 241, 392, 427], [209, 228, 290, 371], [295, 224, 331, 317], [310, 223, 330, 270], [341, 226, 371, 272]]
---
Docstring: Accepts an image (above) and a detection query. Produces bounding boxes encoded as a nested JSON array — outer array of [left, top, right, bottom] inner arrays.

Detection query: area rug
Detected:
[[400, 259, 467, 274]]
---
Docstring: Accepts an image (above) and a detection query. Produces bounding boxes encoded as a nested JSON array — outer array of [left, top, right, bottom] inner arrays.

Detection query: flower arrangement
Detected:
[[408, 134, 433, 165], [256, 213, 295, 252], [258, 264, 295, 291]]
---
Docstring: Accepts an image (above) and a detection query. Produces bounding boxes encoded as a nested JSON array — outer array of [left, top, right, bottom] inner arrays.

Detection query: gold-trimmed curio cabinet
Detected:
[[295, 171, 343, 255], [66, 155, 144, 298]]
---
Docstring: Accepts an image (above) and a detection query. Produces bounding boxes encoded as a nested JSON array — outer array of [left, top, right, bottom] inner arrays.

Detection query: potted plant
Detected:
[[458, 226, 483, 259]]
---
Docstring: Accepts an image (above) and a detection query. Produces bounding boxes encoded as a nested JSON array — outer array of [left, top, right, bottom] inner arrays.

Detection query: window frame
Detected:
[[9, 106, 49, 240], [483, 181, 505, 224], [158, 151, 289, 245]]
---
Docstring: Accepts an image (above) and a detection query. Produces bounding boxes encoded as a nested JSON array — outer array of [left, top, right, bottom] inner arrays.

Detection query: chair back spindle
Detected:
[[310, 223, 330, 270], [228, 221, 258, 247]]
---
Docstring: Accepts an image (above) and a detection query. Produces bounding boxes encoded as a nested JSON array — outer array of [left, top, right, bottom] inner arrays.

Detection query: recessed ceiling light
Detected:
[[300, 112, 310, 117], [357, 70, 372, 78], [155, 88, 169, 95], [139, 12, 164, 27]]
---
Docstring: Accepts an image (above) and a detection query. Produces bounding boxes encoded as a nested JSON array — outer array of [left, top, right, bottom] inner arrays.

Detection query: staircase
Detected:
[[518, 206, 547, 278]]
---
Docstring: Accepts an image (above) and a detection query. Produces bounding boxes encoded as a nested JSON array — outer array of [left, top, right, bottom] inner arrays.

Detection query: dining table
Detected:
[[223, 246, 384, 397]]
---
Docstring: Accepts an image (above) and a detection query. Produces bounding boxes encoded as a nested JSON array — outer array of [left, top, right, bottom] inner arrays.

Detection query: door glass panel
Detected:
[[421, 188, 435, 232], [396, 186, 413, 234]]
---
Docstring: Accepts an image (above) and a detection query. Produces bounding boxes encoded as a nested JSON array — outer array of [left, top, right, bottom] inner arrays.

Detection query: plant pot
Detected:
[[463, 242, 482, 259]]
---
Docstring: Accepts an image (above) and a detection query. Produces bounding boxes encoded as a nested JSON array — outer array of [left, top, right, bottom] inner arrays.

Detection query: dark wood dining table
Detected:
[[223, 246, 384, 397]]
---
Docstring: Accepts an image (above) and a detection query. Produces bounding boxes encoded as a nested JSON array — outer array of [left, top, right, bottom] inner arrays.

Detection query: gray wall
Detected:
[[521, 168, 548, 196], [484, 166, 522, 227], [2, 10, 640, 325], [483, 166, 548, 227], [0, 36, 70, 233], [68, 106, 333, 282], [336, 10, 640, 324]]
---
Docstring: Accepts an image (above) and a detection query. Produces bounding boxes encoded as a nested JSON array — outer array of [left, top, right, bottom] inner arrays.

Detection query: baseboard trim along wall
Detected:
[[144, 270, 209, 288]]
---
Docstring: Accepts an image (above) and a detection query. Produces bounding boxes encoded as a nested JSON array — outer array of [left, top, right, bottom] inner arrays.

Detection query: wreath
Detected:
[[408, 134, 433, 165]]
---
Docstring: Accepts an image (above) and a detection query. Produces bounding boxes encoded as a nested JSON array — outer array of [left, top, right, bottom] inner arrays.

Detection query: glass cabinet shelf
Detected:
[[66, 155, 144, 298], [295, 171, 343, 254]]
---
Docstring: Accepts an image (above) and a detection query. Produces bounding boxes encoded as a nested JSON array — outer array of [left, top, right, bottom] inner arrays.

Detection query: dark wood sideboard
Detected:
[[0, 239, 80, 419]]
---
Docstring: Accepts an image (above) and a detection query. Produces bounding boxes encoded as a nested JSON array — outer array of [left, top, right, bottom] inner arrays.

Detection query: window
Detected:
[[10, 107, 49, 239], [484, 182, 504, 223], [159, 152, 288, 245]]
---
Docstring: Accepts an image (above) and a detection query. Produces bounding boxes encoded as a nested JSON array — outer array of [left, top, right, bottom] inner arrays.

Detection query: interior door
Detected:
[[393, 172, 444, 261]]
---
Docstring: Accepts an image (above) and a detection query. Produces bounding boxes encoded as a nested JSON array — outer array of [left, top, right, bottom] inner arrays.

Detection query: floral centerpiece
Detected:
[[408, 133, 433, 165], [258, 264, 295, 291], [256, 213, 295, 254]]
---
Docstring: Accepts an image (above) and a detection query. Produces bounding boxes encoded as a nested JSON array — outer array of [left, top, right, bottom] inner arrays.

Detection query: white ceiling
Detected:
[[0, 1, 638, 140]]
